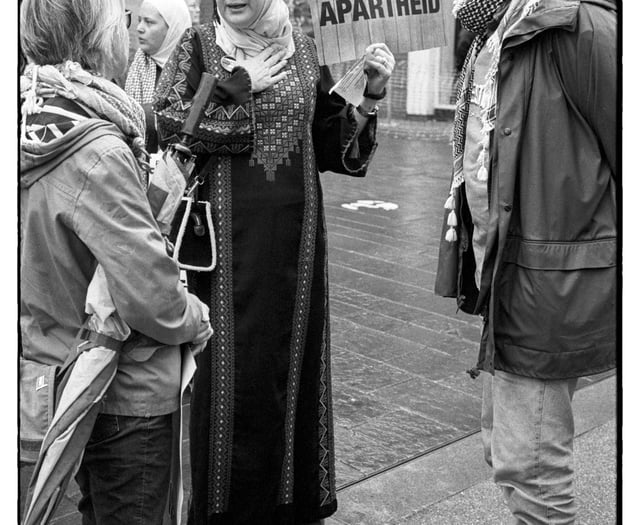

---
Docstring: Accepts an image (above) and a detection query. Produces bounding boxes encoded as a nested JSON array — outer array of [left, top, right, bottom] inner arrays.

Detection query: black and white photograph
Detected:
[[16, 0, 623, 523]]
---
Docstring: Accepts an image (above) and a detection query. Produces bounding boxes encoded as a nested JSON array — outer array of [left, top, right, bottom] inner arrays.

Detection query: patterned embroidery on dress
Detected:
[[277, 33, 321, 502], [155, 27, 195, 110], [156, 24, 253, 155], [250, 31, 319, 181], [318, 218, 336, 507], [207, 156, 235, 515], [197, 24, 254, 154]]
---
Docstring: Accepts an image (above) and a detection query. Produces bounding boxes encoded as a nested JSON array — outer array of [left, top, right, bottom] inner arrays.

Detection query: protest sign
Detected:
[[308, 0, 448, 64]]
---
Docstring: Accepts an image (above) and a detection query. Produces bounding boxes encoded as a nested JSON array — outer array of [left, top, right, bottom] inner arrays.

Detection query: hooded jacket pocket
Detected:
[[19, 358, 58, 464]]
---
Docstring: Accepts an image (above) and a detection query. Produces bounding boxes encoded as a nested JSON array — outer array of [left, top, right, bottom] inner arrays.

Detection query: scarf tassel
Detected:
[[476, 146, 489, 181], [445, 226, 458, 243], [444, 194, 455, 210], [444, 194, 458, 242], [445, 209, 458, 242], [447, 209, 458, 227]]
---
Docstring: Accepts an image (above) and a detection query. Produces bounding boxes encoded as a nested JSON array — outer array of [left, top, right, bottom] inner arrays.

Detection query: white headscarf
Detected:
[[215, 0, 295, 61], [126, 0, 192, 105], [145, 0, 193, 68]]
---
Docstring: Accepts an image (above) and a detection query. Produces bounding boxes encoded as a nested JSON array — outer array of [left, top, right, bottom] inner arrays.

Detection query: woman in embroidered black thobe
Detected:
[[155, 0, 394, 522]]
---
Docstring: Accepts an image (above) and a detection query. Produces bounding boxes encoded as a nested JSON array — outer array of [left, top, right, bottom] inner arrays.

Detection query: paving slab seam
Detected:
[[332, 326, 478, 373], [324, 207, 400, 226], [332, 343, 419, 368], [331, 354, 419, 395], [325, 213, 426, 234], [332, 348, 482, 409], [332, 341, 454, 373], [331, 298, 481, 343], [331, 298, 478, 344], [328, 228, 430, 250], [327, 235, 438, 259], [336, 429, 479, 493], [332, 315, 474, 353], [326, 219, 440, 248], [329, 246, 438, 276], [329, 244, 438, 270], [333, 388, 473, 435], [325, 215, 396, 232], [331, 282, 482, 329], [325, 216, 397, 233], [328, 232, 431, 253], [325, 211, 441, 236], [574, 414, 617, 440]]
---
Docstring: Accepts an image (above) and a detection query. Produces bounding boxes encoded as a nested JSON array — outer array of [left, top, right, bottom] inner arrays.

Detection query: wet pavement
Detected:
[[42, 121, 616, 524], [322, 128, 484, 488], [327, 374, 617, 524]]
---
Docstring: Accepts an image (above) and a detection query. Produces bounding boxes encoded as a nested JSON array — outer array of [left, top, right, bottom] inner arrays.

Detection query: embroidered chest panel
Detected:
[[250, 31, 319, 178], [199, 25, 320, 179]]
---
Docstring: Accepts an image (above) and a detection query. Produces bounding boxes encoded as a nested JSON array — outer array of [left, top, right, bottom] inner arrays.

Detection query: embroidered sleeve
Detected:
[[155, 26, 254, 155], [312, 65, 378, 176]]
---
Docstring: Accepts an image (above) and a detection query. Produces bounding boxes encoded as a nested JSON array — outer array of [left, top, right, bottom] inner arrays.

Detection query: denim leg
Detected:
[[482, 371, 578, 525], [19, 461, 35, 522], [75, 412, 173, 525], [481, 372, 494, 467]]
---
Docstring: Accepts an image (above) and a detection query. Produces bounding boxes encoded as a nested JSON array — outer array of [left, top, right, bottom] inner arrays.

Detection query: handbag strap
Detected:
[[53, 324, 126, 408], [76, 327, 125, 352], [184, 153, 217, 200], [55, 325, 125, 382]]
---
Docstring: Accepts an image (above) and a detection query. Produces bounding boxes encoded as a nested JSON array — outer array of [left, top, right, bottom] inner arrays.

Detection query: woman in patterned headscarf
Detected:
[[125, 0, 192, 151], [154, 0, 395, 523]]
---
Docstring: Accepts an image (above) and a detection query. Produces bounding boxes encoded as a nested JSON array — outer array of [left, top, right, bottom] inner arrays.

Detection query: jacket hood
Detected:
[[20, 119, 124, 188], [505, 0, 616, 47]]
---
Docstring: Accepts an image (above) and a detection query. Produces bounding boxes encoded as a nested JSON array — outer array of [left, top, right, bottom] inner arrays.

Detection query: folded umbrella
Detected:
[[23, 344, 120, 525]]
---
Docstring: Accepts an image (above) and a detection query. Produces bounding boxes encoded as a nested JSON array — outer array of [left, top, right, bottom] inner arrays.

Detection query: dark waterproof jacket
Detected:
[[435, 0, 617, 379]]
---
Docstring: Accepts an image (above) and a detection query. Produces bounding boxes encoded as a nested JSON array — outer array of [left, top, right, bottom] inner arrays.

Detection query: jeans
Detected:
[[481, 370, 578, 525], [75, 412, 174, 525], [19, 461, 35, 522]]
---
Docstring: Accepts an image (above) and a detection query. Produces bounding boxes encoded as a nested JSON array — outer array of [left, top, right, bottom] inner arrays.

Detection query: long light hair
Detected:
[[20, 0, 129, 78]]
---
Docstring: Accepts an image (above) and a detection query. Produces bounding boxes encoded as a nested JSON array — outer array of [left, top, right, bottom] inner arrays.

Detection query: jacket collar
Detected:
[[502, 0, 580, 49]]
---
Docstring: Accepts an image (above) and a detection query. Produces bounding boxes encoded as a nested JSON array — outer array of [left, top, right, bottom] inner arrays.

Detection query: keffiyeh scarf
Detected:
[[453, 0, 505, 34], [444, 0, 541, 243], [20, 61, 149, 178], [125, 49, 159, 105]]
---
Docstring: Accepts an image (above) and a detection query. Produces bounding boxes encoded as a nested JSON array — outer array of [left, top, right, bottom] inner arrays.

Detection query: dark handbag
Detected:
[[163, 72, 219, 272], [168, 193, 216, 271]]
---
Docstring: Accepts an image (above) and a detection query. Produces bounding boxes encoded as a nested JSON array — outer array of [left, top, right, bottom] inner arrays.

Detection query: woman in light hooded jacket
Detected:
[[19, 0, 211, 522]]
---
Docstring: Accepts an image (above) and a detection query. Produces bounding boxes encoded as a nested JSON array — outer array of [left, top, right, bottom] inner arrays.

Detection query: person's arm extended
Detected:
[[73, 138, 206, 345], [313, 43, 394, 175], [312, 65, 378, 176]]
